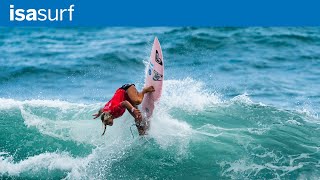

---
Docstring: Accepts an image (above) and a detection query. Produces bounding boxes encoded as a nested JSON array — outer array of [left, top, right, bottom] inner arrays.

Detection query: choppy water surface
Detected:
[[0, 27, 319, 179]]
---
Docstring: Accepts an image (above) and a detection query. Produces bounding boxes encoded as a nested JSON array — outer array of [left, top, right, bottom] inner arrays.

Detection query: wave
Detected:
[[0, 78, 319, 179]]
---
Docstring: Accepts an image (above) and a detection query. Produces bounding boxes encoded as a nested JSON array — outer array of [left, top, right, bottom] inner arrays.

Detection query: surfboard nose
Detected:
[[154, 36, 159, 44]]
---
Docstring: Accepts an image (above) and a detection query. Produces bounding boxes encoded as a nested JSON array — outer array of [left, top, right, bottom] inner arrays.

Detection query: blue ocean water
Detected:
[[0, 27, 319, 179]]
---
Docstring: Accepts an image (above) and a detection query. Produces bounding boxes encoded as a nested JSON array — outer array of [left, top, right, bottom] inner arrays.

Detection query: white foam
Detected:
[[196, 124, 269, 136], [136, 78, 222, 155], [20, 106, 106, 145], [220, 153, 314, 179], [0, 98, 97, 110], [0, 152, 87, 176], [0, 98, 19, 109], [230, 93, 253, 104], [220, 159, 265, 177], [149, 107, 192, 148], [160, 78, 221, 112], [0, 98, 104, 145], [286, 119, 302, 126], [297, 106, 319, 124], [0, 143, 134, 179]]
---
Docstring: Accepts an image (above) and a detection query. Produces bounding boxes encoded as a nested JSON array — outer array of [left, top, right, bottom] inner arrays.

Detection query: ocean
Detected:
[[0, 27, 319, 179]]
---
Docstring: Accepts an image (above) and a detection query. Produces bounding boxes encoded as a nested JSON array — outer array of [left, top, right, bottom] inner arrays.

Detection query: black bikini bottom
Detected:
[[120, 84, 135, 91]]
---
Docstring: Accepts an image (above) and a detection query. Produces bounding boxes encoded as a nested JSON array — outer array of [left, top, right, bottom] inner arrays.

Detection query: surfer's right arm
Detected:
[[121, 100, 142, 120]]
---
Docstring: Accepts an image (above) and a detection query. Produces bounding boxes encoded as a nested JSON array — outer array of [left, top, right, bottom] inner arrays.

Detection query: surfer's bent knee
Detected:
[[133, 98, 142, 105], [128, 97, 142, 105]]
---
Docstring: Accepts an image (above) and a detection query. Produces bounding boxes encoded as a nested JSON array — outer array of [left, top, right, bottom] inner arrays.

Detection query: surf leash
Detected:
[[130, 124, 136, 139]]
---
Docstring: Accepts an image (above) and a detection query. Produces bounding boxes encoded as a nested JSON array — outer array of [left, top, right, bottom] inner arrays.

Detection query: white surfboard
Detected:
[[140, 37, 164, 134]]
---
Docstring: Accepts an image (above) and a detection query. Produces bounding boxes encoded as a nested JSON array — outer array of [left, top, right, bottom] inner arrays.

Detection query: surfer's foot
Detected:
[[143, 86, 155, 93]]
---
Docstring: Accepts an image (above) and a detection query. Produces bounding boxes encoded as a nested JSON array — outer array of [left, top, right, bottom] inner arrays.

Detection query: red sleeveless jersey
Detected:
[[103, 89, 127, 118]]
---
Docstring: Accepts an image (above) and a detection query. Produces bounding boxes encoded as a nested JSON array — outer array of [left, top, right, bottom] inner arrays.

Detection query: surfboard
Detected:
[[139, 37, 164, 135]]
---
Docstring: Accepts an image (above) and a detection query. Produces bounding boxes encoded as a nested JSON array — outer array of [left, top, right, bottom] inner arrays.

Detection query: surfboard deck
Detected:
[[139, 37, 164, 135]]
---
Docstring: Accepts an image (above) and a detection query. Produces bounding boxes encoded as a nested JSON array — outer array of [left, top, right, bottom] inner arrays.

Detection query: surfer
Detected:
[[93, 84, 155, 135]]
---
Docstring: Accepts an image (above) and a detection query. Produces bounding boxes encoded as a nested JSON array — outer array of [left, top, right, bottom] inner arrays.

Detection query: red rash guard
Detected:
[[103, 88, 128, 118]]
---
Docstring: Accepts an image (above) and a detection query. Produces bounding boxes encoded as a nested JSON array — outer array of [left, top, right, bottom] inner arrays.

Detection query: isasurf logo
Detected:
[[9, 4, 75, 22]]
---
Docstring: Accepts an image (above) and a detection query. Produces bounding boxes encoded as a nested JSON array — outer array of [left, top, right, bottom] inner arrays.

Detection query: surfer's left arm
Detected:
[[92, 108, 103, 119]]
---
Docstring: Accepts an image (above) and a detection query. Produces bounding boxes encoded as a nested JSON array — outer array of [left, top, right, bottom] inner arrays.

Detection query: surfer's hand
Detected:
[[92, 109, 103, 119], [143, 86, 155, 93], [133, 109, 142, 120], [92, 109, 102, 119], [92, 113, 100, 119]]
